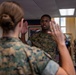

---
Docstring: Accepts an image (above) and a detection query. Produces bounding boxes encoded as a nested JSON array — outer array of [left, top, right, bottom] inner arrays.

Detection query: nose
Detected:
[[43, 22, 46, 25]]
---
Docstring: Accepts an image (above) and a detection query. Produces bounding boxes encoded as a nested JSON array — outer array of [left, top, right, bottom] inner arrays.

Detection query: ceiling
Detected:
[[0, 0, 76, 19]]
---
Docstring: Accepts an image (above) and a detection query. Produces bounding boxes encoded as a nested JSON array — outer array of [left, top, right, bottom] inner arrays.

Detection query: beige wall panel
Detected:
[[66, 17, 75, 41]]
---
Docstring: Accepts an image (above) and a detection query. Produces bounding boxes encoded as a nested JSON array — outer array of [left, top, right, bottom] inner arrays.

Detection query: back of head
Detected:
[[41, 14, 51, 21], [0, 1, 24, 33]]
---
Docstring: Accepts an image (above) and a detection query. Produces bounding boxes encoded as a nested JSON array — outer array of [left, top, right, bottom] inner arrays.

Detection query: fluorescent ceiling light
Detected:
[[59, 8, 75, 16]]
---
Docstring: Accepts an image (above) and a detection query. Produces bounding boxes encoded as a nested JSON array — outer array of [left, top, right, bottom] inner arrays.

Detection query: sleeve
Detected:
[[32, 48, 59, 75], [27, 34, 36, 46], [27, 40, 32, 46], [42, 60, 59, 75]]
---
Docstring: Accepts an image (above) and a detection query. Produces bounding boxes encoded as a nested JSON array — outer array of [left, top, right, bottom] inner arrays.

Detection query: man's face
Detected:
[[40, 16, 50, 30]]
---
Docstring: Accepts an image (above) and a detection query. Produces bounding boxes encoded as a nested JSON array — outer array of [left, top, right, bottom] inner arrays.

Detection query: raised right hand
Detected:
[[47, 21, 65, 46]]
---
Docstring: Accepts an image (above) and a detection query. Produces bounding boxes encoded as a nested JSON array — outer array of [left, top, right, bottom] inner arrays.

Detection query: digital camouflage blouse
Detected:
[[0, 37, 59, 75]]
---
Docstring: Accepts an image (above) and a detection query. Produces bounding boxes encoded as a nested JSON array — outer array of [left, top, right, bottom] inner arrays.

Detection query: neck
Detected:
[[3, 31, 19, 38], [42, 29, 49, 33]]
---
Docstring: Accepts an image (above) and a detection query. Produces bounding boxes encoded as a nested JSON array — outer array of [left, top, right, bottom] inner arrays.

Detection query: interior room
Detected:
[[0, 0, 76, 72]]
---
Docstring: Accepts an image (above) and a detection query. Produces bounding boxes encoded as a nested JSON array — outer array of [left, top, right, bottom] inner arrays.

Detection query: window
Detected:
[[60, 17, 66, 33], [61, 17, 66, 26], [61, 27, 66, 33], [54, 17, 66, 33], [54, 17, 59, 25]]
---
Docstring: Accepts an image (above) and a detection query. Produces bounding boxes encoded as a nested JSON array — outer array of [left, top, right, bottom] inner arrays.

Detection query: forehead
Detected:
[[41, 16, 50, 21]]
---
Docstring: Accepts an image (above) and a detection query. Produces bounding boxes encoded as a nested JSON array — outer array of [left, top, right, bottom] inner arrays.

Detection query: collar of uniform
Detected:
[[0, 37, 21, 42]]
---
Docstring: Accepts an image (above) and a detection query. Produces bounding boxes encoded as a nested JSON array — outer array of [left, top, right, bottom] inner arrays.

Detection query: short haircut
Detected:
[[41, 14, 51, 21]]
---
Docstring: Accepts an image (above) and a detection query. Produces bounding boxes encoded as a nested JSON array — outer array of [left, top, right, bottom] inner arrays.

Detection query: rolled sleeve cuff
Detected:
[[42, 60, 59, 75]]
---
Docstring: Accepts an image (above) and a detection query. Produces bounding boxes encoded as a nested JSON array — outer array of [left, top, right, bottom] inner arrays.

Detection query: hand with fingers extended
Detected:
[[47, 21, 65, 46], [21, 20, 28, 34], [47, 21, 75, 75], [20, 20, 28, 44]]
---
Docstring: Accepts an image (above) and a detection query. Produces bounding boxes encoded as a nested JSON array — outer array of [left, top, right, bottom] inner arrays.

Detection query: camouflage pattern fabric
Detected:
[[0, 37, 52, 75], [29, 31, 59, 63]]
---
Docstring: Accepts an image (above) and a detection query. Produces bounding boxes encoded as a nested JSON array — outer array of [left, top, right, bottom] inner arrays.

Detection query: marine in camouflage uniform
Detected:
[[29, 31, 59, 63], [0, 37, 59, 75]]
